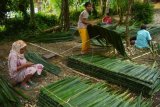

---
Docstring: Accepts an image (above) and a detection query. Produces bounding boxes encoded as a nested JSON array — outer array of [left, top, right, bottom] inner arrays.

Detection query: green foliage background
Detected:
[[132, 2, 154, 24]]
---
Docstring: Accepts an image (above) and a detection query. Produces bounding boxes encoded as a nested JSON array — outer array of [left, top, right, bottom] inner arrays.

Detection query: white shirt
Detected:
[[78, 10, 89, 29]]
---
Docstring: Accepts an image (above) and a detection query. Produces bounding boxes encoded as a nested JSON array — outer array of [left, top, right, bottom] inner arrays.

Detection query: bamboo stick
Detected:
[[29, 43, 64, 58]]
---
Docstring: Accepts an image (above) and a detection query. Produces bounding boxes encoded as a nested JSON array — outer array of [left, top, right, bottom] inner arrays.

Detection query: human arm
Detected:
[[81, 18, 91, 25], [147, 31, 152, 46], [147, 40, 151, 46], [17, 62, 34, 72], [9, 54, 34, 73], [81, 11, 95, 26]]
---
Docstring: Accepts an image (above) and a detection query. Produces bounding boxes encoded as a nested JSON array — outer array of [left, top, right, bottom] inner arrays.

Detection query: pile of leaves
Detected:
[[20, 32, 74, 43], [87, 25, 126, 56], [67, 54, 160, 96], [38, 77, 152, 107], [0, 76, 27, 107], [25, 52, 61, 76]]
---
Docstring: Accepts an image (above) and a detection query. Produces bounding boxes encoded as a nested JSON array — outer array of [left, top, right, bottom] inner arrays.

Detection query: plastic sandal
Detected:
[[28, 80, 38, 87], [20, 84, 32, 91]]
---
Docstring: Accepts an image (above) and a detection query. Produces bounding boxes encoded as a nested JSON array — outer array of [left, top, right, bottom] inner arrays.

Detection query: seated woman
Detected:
[[102, 13, 112, 24], [8, 40, 44, 90]]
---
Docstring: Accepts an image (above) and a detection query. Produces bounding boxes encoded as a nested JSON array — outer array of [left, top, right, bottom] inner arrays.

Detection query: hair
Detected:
[[106, 13, 110, 16], [84, 2, 91, 7], [140, 24, 147, 30]]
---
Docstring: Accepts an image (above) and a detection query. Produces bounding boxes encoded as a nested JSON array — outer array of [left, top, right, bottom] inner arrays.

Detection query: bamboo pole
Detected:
[[29, 43, 64, 58], [132, 51, 151, 60]]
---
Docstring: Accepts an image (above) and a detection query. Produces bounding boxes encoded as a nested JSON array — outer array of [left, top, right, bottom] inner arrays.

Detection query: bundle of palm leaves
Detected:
[[67, 54, 160, 96], [102, 25, 160, 39], [25, 52, 61, 76], [87, 25, 126, 56], [114, 25, 160, 38], [21, 32, 74, 43], [0, 76, 27, 107], [38, 77, 152, 107], [91, 39, 107, 47]]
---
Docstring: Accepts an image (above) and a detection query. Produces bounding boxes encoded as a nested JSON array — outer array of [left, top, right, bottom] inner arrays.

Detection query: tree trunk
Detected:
[[125, 0, 133, 47], [63, 0, 70, 31], [100, 0, 107, 16], [37, 0, 42, 12], [102, 0, 107, 16], [60, 0, 70, 31], [58, 0, 64, 30], [29, 0, 36, 28], [106, 0, 110, 14], [100, 0, 103, 15]]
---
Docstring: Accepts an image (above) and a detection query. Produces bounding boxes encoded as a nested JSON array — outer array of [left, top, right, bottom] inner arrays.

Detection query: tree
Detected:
[[111, 0, 128, 25], [29, 0, 36, 28], [0, 0, 10, 22], [60, 0, 70, 31], [111, 0, 134, 47], [100, 0, 107, 16], [125, 0, 134, 47]]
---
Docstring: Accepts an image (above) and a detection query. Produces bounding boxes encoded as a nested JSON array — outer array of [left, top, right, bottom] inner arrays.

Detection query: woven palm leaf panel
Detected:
[[38, 77, 151, 107], [87, 25, 126, 56], [67, 54, 160, 96], [25, 52, 61, 76]]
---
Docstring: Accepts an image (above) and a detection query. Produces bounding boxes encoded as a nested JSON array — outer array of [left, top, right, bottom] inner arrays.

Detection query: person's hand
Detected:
[[24, 62, 34, 67], [90, 23, 95, 26], [91, 20, 99, 26], [90, 21, 96, 26]]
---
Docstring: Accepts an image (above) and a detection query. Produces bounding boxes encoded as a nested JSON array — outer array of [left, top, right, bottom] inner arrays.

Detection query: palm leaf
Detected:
[[0, 76, 28, 107], [87, 25, 126, 56], [25, 52, 61, 76], [38, 77, 151, 107], [67, 54, 160, 96]]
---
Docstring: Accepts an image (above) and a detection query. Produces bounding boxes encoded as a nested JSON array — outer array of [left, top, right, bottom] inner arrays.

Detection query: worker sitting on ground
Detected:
[[102, 13, 112, 25], [135, 25, 152, 49], [8, 40, 44, 90], [78, 2, 93, 54]]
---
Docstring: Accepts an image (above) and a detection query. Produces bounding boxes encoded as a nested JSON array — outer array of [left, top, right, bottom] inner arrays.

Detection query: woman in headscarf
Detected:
[[8, 40, 44, 90]]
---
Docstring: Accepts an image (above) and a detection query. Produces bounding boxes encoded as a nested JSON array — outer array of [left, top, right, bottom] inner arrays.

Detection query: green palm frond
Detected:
[[21, 32, 74, 43], [87, 25, 126, 56], [67, 54, 160, 96], [25, 52, 61, 76], [0, 76, 28, 107], [38, 77, 152, 107]]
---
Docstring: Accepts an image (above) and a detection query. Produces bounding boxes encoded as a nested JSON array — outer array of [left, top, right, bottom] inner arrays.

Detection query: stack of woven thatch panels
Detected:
[[38, 77, 152, 107], [67, 54, 160, 96]]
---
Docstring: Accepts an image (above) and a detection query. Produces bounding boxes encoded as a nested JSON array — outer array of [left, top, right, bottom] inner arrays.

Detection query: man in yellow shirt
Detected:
[[78, 2, 92, 54]]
